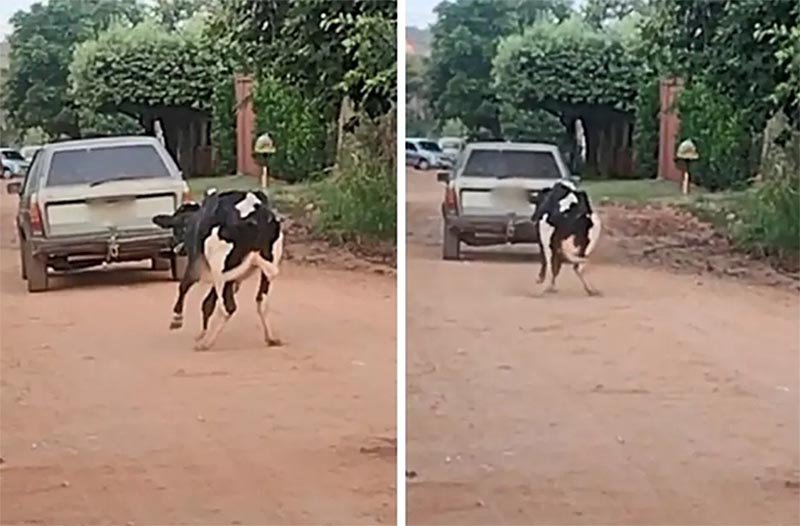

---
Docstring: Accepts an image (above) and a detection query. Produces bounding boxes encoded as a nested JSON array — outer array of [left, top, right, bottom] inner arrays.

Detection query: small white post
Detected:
[[261, 165, 268, 189], [682, 170, 690, 195]]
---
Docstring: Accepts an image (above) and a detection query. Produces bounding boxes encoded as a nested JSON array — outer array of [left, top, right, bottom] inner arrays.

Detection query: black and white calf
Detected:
[[153, 189, 284, 350], [531, 181, 602, 296]]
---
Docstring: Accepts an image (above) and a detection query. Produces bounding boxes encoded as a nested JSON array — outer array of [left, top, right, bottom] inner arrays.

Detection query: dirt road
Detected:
[[406, 169, 799, 525], [0, 191, 395, 525]]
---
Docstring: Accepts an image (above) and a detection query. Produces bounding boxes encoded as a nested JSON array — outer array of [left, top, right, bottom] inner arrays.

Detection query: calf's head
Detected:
[[152, 202, 201, 250]]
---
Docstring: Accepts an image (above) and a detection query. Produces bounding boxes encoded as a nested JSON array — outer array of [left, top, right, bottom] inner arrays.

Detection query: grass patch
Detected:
[[581, 179, 686, 203], [187, 175, 320, 215]]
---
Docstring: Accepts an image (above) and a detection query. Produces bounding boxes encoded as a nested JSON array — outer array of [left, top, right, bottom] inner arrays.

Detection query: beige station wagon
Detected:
[[7, 136, 190, 292]]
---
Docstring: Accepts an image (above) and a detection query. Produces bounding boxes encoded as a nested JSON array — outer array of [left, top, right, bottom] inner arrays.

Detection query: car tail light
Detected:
[[444, 185, 457, 211], [30, 201, 44, 235]]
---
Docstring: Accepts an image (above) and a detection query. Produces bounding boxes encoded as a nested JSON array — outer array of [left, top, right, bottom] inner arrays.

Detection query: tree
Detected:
[[427, 0, 571, 138], [208, 0, 396, 120], [70, 20, 226, 174], [640, 0, 798, 131], [494, 18, 644, 177], [582, 0, 646, 28], [1, 0, 144, 138]]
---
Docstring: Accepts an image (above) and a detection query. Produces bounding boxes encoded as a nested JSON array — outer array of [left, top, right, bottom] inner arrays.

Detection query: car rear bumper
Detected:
[[443, 211, 539, 244], [29, 230, 175, 259]]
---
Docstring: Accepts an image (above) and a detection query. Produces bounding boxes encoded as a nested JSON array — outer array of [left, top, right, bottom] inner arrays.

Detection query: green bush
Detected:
[[500, 104, 566, 145], [211, 77, 236, 175], [733, 170, 800, 268], [252, 76, 327, 183], [677, 80, 754, 191], [633, 78, 659, 178], [316, 121, 396, 243]]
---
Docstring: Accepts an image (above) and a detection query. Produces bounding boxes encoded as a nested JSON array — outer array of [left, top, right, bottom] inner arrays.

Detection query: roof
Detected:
[[42, 136, 161, 152], [465, 142, 559, 152]]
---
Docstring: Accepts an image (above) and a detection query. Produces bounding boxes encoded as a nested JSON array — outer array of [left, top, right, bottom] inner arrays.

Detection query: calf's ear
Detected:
[[152, 214, 175, 229]]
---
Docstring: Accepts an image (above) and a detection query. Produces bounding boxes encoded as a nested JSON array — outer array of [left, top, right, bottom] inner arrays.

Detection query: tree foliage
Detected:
[[494, 18, 643, 176], [208, 0, 396, 120], [70, 20, 223, 116], [252, 76, 327, 183], [427, 0, 571, 137], [494, 19, 643, 116], [640, 0, 798, 131], [678, 81, 754, 191], [1, 0, 144, 137]]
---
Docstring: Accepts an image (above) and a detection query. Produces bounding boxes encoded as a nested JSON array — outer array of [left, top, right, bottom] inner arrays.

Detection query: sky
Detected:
[[406, 0, 440, 29], [0, 0, 36, 39]]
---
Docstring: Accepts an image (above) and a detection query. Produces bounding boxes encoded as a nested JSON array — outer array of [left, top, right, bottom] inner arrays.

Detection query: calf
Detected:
[[153, 189, 284, 350], [531, 181, 602, 296]]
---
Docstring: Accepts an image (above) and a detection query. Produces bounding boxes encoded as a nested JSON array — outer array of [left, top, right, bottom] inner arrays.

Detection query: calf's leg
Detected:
[[195, 288, 218, 342], [535, 217, 555, 295], [574, 262, 600, 296], [547, 252, 563, 293], [256, 273, 281, 346], [170, 273, 196, 329], [195, 281, 237, 350]]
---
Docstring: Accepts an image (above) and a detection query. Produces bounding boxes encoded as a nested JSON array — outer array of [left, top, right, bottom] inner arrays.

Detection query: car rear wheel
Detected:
[[171, 254, 188, 281], [2, 168, 10, 179], [442, 222, 461, 260], [19, 234, 27, 280], [151, 257, 171, 271], [417, 159, 430, 171], [23, 242, 49, 292]]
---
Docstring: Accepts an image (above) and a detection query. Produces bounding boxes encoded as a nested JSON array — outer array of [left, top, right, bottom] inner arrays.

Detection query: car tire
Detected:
[[442, 222, 461, 260], [151, 257, 171, 271], [417, 159, 430, 171], [24, 244, 49, 292], [2, 168, 10, 179], [19, 234, 28, 280], [171, 254, 188, 281]]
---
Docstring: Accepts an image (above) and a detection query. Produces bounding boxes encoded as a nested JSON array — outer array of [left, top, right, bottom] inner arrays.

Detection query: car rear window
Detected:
[[418, 141, 442, 152], [46, 145, 171, 186], [462, 150, 562, 179]]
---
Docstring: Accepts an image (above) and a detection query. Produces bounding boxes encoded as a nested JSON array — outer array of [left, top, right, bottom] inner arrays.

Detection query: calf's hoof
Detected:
[[193, 341, 211, 351], [266, 338, 283, 347], [586, 289, 602, 297], [170, 314, 183, 330]]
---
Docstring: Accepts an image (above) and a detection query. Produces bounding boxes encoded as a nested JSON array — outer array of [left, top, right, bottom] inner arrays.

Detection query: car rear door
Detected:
[[37, 143, 185, 237]]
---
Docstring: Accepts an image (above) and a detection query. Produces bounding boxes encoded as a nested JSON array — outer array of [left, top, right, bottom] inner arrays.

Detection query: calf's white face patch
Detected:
[[558, 192, 578, 212], [235, 192, 262, 218]]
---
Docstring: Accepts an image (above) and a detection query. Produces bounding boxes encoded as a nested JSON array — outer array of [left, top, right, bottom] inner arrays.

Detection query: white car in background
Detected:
[[437, 142, 579, 260], [406, 138, 455, 170], [20, 145, 43, 162], [1, 148, 30, 178], [438, 137, 465, 160], [7, 136, 191, 292]]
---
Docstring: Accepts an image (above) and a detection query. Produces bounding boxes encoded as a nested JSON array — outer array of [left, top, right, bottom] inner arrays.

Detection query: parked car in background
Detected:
[[437, 142, 579, 260], [20, 145, 43, 162], [1, 148, 30, 178], [438, 137, 465, 160], [406, 138, 455, 170], [6, 136, 191, 292], [406, 149, 424, 168]]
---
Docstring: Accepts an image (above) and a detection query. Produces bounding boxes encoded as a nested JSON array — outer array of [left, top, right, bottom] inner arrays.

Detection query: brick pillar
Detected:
[[235, 75, 259, 177], [658, 78, 684, 182]]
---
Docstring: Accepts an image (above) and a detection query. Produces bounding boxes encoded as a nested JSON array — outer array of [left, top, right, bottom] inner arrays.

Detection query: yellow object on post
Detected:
[[675, 139, 699, 195], [253, 132, 276, 188]]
